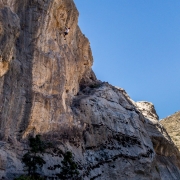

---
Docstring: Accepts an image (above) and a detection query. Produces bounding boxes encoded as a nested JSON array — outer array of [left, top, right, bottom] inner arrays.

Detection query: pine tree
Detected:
[[22, 135, 46, 177], [57, 151, 80, 179]]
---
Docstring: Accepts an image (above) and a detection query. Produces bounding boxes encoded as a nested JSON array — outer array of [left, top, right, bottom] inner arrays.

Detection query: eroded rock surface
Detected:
[[161, 111, 180, 151], [0, 0, 95, 141], [0, 0, 180, 179], [136, 101, 180, 179]]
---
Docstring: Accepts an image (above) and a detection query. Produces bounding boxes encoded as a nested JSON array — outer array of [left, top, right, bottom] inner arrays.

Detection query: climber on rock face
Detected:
[[64, 26, 70, 40]]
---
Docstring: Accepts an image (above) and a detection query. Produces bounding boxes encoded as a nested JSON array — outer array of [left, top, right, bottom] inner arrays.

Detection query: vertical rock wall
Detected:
[[0, 0, 180, 179], [0, 0, 95, 141]]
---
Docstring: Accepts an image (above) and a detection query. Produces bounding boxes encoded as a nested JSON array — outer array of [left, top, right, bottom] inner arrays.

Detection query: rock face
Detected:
[[136, 102, 180, 179], [0, 0, 180, 179], [161, 111, 180, 151], [0, 0, 95, 141]]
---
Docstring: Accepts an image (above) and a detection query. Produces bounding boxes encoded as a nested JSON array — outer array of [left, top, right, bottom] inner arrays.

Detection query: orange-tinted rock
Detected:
[[0, 1, 180, 180]]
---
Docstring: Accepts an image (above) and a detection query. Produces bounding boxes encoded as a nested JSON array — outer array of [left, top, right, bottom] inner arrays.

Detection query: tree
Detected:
[[22, 135, 46, 178], [57, 151, 80, 179]]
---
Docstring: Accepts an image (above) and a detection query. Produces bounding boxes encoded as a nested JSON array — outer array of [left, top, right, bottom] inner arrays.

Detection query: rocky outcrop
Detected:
[[161, 111, 180, 151], [0, 0, 180, 179], [136, 101, 173, 144], [72, 84, 156, 179], [136, 102, 180, 178]]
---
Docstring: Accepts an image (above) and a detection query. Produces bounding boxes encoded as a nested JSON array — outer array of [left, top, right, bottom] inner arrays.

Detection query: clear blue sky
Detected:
[[74, 0, 180, 119]]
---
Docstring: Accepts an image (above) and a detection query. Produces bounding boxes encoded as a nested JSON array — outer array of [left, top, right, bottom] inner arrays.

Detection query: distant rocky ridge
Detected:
[[160, 111, 180, 151], [0, 0, 180, 179]]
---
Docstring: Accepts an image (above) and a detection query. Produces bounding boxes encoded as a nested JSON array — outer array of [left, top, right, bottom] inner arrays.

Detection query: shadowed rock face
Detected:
[[0, 0, 180, 179]]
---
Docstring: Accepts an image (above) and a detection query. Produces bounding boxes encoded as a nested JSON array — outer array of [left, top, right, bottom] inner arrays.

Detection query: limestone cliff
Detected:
[[0, 0, 95, 141], [160, 111, 180, 151], [0, 0, 180, 179]]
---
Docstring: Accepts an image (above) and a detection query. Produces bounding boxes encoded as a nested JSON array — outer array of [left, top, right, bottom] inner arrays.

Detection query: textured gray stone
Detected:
[[0, 0, 179, 179]]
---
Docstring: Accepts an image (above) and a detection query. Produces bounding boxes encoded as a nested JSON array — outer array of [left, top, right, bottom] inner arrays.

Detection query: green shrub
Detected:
[[15, 175, 45, 180], [155, 165, 159, 173], [14, 175, 31, 180], [89, 84, 100, 89]]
